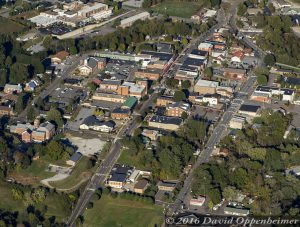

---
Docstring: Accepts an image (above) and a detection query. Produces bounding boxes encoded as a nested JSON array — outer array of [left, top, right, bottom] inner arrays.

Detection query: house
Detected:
[[4, 84, 23, 94], [157, 180, 177, 191], [156, 96, 174, 107], [51, 51, 69, 64], [188, 50, 208, 60], [135, 68, 162, 81], [142, 129, 159, 141], [250, 92, 271, 103], [111, 108, 131, 120], [166, 101, 190, 117], [10, 123, 35, 135], [134, 179, 149, 194], [238, 104, 260, 117], [231, 50, 245, 63], [195, 94, 220, 106], [66, 152, 82, 167], [285, 166, 300, 176], [194, 79, 219, 94], [0, 106, 13, 116], [25, 80, 39, 92], [251, 86, 295, 102], [224, 206, 250, 216], [107, 173, 127, 189], [216, 86, 233, 98], [190, 196, 206, 207], [198, 42, 213, 54], [229, 115, 246, 129], [148, 115, 183, 131], [223, 68, 246, 81], [78, 57, 106, 76]]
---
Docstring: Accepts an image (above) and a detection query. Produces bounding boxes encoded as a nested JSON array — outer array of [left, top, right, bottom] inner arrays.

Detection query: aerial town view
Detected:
[[0, 0, 300, 226]]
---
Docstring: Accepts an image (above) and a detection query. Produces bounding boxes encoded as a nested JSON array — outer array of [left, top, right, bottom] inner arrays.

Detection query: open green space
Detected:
[[50, 156, 94, 191], [118, 148, 148, 170], [0, 16, 25, 34], [151, 0, 204, 18], [0, 181, 70, 222], [83, 194, 163, 227]]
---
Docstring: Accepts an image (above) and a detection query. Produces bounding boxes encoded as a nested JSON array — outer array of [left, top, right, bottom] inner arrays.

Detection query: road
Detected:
[[168, 1, 264, 215]]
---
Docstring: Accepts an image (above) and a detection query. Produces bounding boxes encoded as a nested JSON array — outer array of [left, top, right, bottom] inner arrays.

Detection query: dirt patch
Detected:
[[8, 173, 39, 185]]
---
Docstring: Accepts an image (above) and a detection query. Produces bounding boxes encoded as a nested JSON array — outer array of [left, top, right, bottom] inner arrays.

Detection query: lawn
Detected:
[[0, 181, 70, 222], [118, 148, 148, 170], [84, 195, 163, 227], [0, 16, 25, 34], [50, 156, 94, 191], [151, 0, 204, 18]]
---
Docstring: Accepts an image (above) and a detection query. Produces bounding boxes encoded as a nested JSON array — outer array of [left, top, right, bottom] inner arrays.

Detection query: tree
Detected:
[[264, 54, 276, 66], [0, 69, 7, 86], [237, 3, 247, 16], [15, 94, 25, 114], [9, 63, 29, 84], [255, 67, 269, 85], [47, 107, 64, 127], [181, 38, 188, 45], [27, 105, 36, 122], [257, 74, 268, 85], [181, 111, 188, 120], [173, 90, 186, 102], [46, 141, 65, 160], [118, 43, 126, 52], [208, 188, 222, 204], [181, 80, 190, 89], [204, 67, 213, 79]]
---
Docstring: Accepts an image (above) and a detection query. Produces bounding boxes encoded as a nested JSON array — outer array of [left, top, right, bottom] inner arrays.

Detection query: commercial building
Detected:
[[223, 68, 247, 81], [229, 115, 246, 129], [148, 115, 183, 131], [224, 206, 250, 216], [99, 79, 122, 92], [188, 49, 208, 60], [195, 94, 220, 106], [80, 116, 115, 132], [92, 92, 127, 103], [4, 84, 23, 94], [190, 196, 206, 207], [156, 96, 174, 107], [238, 104, 260, 117], [194, 79, 219, 94], [135, 68, 162, 81], [119, 12, 150, 28], [66, 152, 82, 166], [133, 179, 149, 194], [77, 57, 106, 76], [251, 86, 295, 103], [111, 108, 131, 120], [157, 180, 177, 191]]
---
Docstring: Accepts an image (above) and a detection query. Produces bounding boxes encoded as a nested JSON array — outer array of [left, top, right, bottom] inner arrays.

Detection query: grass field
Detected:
[[151, 0, 204, 18], [84, 195, 163, 227], [50, 156, 94, 191], [0, 181, 70, 222], [0, 16, 25, 34]]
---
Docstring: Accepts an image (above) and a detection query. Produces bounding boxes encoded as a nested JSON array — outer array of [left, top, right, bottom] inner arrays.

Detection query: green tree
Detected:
[[181, 80, 190, 89], [237, 3, 247, 16], [9, 63, 29, 84], [27, 105, 37, 122], [173, 90, 186, 102], [0, 69, 7, 86], [204, 67, 213, 79], [181, 111, 188, 120], [47, 107, 64, 127], [118, 43, 126, 52], [46, 141, 65, 160], [15, 94, 25, 114], [264, 54, 276, 66]]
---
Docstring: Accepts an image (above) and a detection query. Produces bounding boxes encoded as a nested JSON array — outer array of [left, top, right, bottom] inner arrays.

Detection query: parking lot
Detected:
[[66, 107, 94, 131], [193, 105, 222, 123], [104, 59, 139, 81]]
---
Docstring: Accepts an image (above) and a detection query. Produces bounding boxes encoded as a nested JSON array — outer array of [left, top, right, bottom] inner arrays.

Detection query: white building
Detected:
[[119, 12, 150, 28]]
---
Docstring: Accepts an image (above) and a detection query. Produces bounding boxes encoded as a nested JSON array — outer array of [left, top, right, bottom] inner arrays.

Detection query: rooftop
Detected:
[[195, 79, 219, 88], [149, 115, 183, 125], [239, 104, 260, 113]]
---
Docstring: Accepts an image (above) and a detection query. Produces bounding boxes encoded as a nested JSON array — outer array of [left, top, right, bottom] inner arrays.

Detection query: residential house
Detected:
[[80, 115, 115, 132], [216, 86, 234, 98], [4, 84, 23, 94], [157, 180, 177, 191], [51, 51, 69, 64], [231, 50, 245, 63], [198, 42, 213, 54], [0, 106, 13, 116], [66, 152, 82, 167], [166, 101, 190, 117], [25, 80, 39, 92], [107, 165, 132, 189], [188, 50, 208, 60], [133, 179, 149, 194], [224, 206, 250, 216], [148, 115, 183, 131], [142, 129, 159, 141]]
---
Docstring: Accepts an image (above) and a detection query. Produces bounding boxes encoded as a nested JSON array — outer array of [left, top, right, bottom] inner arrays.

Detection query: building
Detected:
[[250, 92, 271, 103], [223, 68, 246, 81], [107, 173, 127, 188], [156, 96, 174, 107], [229, 115, 246, 129], [78, 57, 106, 76], [119, 12, 150, 28], [111, 108, 131, 119], [51, 51, 69, 64], [238, 104, 260, 117], [92, 92, 127, 103], [119, 82, 146, 98], [135, 68, 162, 81], [251, 86, 295, 103], [37, 122, 55, 140], [25, 80, 39, 92], [175, 69, 199, 86], [231, 50, 245, 63], [133, 179, 149, 194], [122, 96, 138, 110], [21, 130, 32, 143], [166, 101, 190, 117], [80, 116, 115, 132], [31, 131, 46, 143], [216, 86, 233, 98], [194, 79, 219, 94], [142, 129, 159, 141], [99, 79, 122, 92], [4, 84, 23, 94], [188, 50, 208, 60], [157, 180, 177, 191], [198, 42, 213, 53], [224, 206, 250, 216], [0, 106, 13, 116], [190, 196, 206, 207], [148, 115, 183, 131], [195, 94, 220, 106], [66, 152, 82, 166]]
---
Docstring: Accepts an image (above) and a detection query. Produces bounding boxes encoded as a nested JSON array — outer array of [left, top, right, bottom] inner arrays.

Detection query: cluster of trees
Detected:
[[122, 119, 207, 179], [0, 34, 45, 86], [143, 0, 221, 9], [46, 18, 215, 55], [192, 110, 300, 216], [255, 15, 300, 66], [254, 67, 269, 85]]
